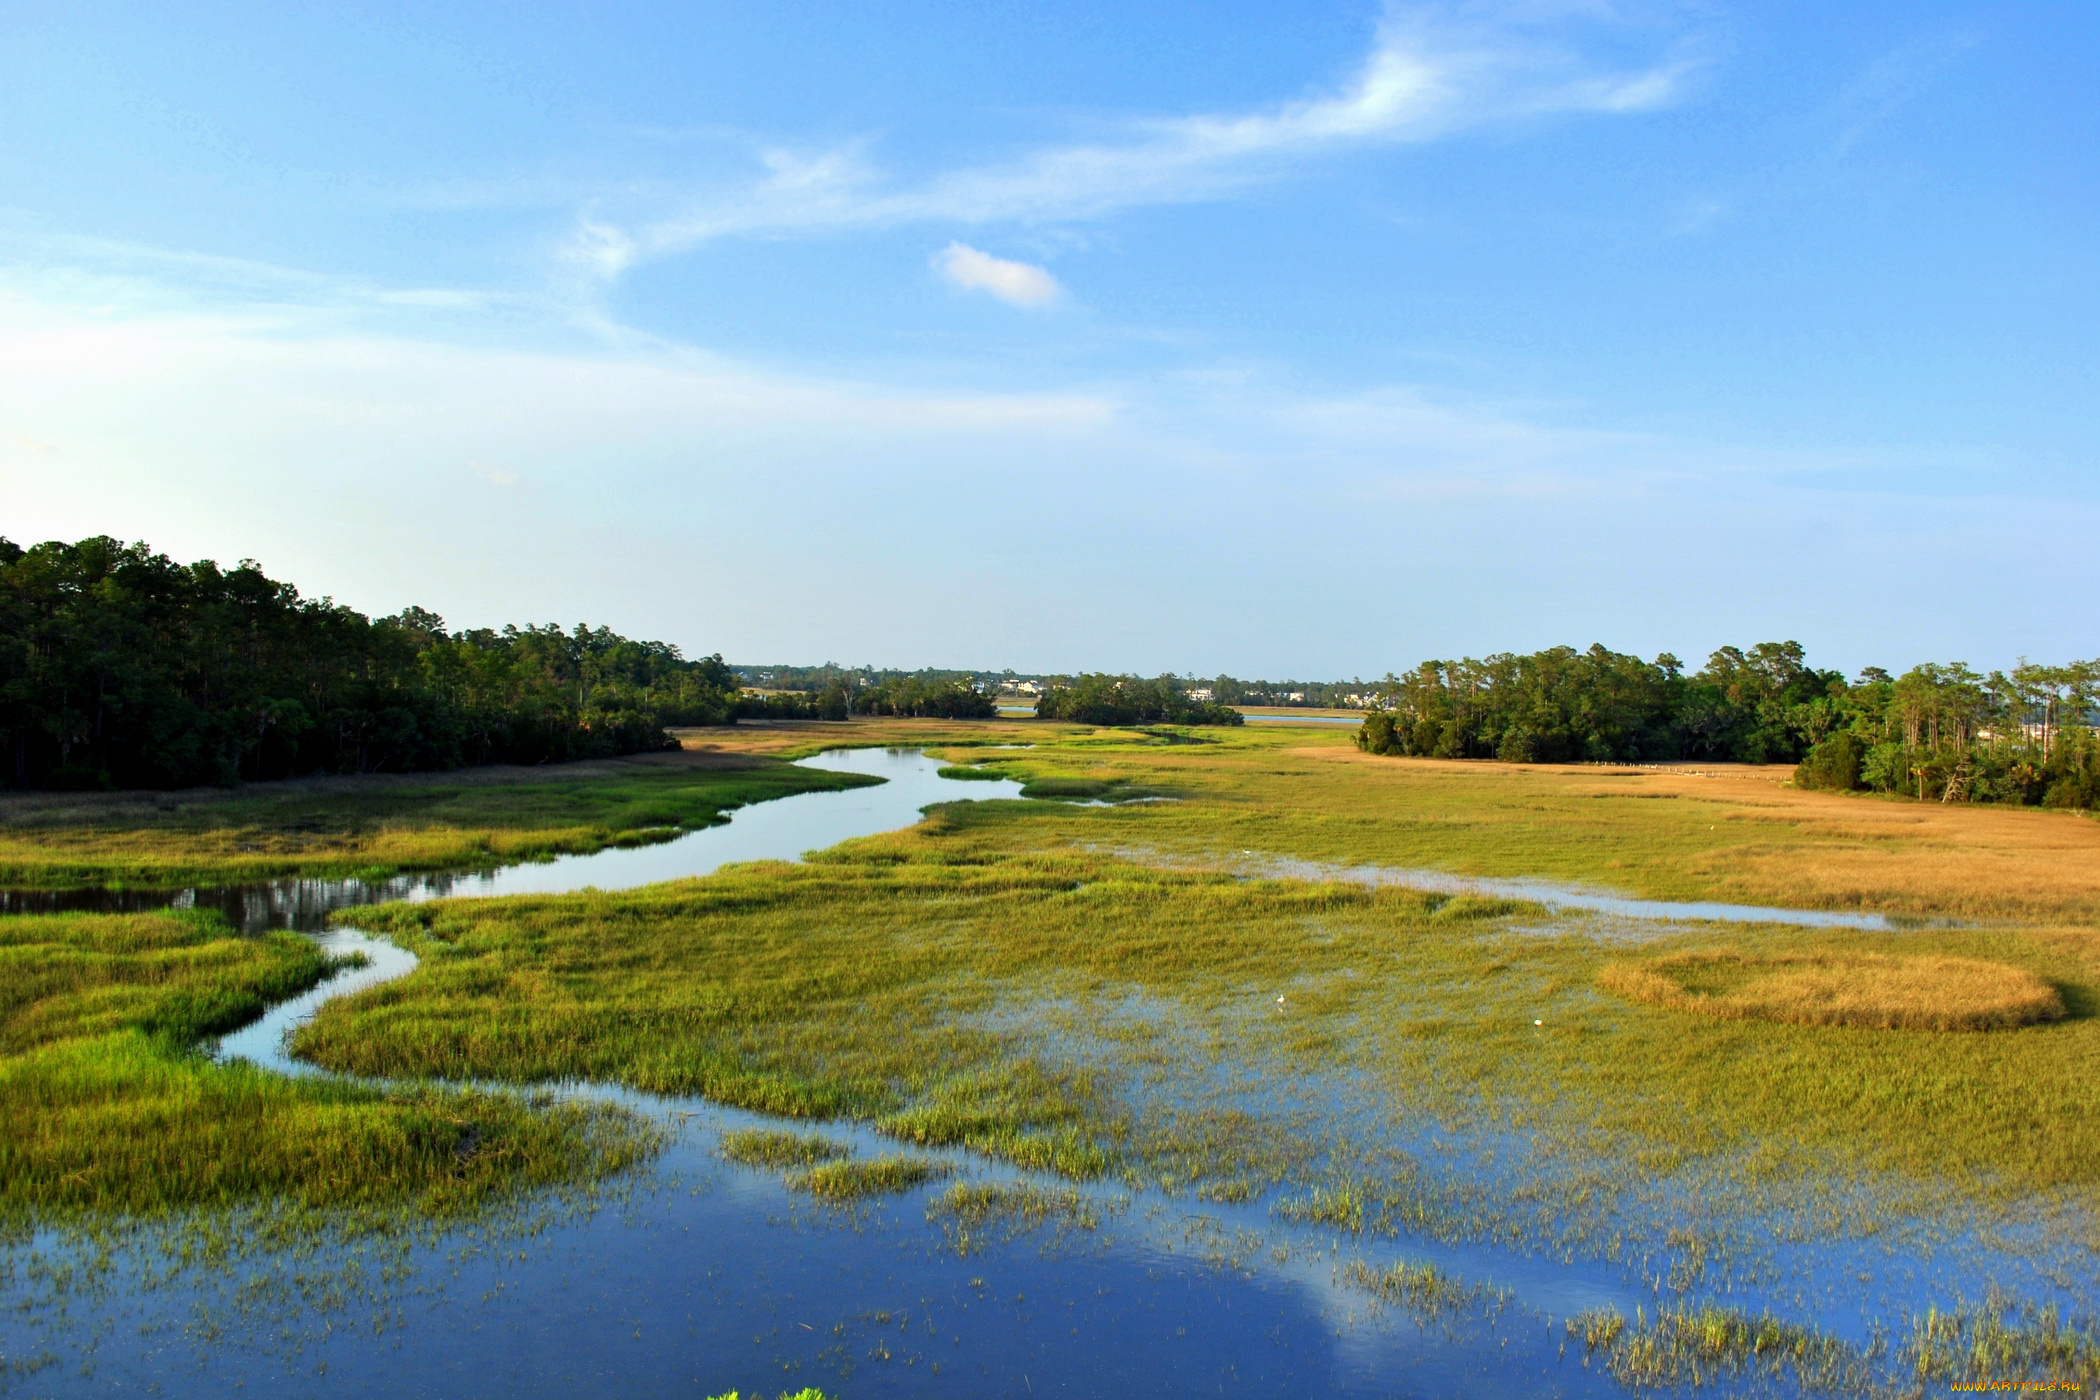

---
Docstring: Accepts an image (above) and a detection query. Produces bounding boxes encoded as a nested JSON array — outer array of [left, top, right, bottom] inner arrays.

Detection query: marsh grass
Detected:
[[309, 796, 2100, 1212], [1341, 1258, 1502, 1321], [0, 907, 657, 1221], [935, 764, 1010, 781], [1570, 1297, 2100, 1392], [1600, 950, 2068, 1031], [792, 1156, 949, 1200], [926, 1180, 1107, 1255], [718, 1128, 848, 1169], [30, 716, 2100, 1364], [1909, 1298, 2100, 1387], [1567, 1303, 1867, 1392], [0, 755, 878, 888]]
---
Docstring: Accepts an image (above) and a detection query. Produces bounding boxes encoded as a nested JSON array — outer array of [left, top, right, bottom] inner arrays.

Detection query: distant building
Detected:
[[1187, 688, 1214, 702]]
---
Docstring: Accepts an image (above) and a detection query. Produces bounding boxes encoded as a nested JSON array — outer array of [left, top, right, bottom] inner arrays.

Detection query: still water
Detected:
[[0, 749, 2067, 1397]]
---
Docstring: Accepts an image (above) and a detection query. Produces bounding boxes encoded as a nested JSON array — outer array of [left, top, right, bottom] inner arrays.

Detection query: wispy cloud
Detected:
[[568, 6, 1699, 280], [933, 243, 1063, 308], [1828, 31, 1980, 157]]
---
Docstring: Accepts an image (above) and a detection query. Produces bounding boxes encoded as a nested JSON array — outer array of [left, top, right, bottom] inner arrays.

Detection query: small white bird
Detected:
[[1534, 1019, 1544, 1026], [1276, 995, 1286, 1003]]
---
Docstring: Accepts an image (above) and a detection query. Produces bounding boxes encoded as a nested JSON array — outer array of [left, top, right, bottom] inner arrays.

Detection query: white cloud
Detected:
[[932, 243, 1062, 309], [575, 7, 1699, 278]]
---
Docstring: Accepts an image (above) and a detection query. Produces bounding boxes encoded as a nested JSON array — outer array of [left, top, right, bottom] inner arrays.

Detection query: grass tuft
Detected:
[[718, 1128, 848, 1169], [792, 1155, 950, 1200], [1342, 1258, 1497, 1320]]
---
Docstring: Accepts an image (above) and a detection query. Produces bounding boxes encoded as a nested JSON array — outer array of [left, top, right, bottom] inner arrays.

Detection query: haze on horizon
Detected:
[[1, 1, 2093, 679]]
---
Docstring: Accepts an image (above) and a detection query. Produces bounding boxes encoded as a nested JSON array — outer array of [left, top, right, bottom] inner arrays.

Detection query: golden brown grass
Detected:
[[688, 718, 2100, 922], [1598, 950, 2067, 1031]]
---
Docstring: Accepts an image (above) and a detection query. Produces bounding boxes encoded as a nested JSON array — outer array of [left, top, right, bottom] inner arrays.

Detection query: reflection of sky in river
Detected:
[[3, 1093, 1638, 1398], [432, 747, 1024, 897]]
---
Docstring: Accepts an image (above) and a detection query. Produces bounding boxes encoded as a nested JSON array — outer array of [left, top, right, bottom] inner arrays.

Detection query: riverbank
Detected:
[[0, 747, 881, 888], [0, 907, 657, 1222]]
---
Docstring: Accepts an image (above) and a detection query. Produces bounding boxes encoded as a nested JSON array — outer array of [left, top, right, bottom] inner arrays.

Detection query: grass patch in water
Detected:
[[927, 1180, 1108, 1255], [935, 764, 1010, 781], [0, 907, 657, 1221], [1567, 1304, 1867, 1392], [1342, 1258, 1502, 1321], [718, 1128, 848, 1169], [792, 1155, 949, 1199], [1568, 1298, 2100, 1392], [1909, 1298, 2100, 1388], [1600, 950, 2068, 1032]]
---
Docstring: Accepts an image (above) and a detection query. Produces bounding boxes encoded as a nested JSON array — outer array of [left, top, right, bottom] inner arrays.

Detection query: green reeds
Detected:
[[927, 1180, 1106, 1255], [793, 1156, 949, 1199], [0, 907, 657, 1220], [718, 1128, 848, 1169]]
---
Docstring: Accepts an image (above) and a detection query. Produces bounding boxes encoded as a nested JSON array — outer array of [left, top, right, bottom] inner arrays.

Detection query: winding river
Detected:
[[0, 748, 2068, 1398]]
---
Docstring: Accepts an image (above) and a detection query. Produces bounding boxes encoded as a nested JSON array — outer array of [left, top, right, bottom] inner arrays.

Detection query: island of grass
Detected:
[[0, 907, 654, 1221], [0, 746, 882, 889]]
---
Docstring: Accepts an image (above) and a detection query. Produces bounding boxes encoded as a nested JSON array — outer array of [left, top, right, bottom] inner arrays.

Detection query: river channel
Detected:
[[0, 749, 2083, 1398]]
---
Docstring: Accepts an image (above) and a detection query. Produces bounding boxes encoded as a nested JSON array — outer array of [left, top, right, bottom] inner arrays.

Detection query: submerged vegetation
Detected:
[[0, 907, 655, 1219]]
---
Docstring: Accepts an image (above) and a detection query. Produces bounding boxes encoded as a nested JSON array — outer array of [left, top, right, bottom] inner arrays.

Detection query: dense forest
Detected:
[[1035, 675, 1244, 727], [1353, 642, 2099, 809], [0, 536, 744, 789]]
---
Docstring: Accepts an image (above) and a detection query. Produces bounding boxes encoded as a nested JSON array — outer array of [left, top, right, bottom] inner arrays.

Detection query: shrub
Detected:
[[1793, 733, 1865, 791]]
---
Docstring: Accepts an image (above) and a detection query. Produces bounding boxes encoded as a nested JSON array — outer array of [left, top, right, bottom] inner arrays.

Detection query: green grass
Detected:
[[0, 753, 880, 888], [1341, 1258, 1500, 1321], [306, 794, 2100, 1209], [1566, 1304, 1867, 1392], [15, 715, 2100, 1387], [935, 764, 1010, 781], [793, 1155, 949, 1199], [0, 908, 657, 1220], [926, 1180, 1106, 1255], [719, 1127, 848, 1169]]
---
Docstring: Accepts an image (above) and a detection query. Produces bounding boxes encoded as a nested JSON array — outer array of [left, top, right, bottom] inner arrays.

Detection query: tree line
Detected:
[[1034, 675, 1244, 727], [745, 674, 997, 722], [0, 535, 745, 789], [1353, 641, 2099, 809]]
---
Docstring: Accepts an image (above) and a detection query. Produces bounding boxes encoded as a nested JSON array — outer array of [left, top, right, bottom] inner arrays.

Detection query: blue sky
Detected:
[[1, 1, 2093, 677]]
